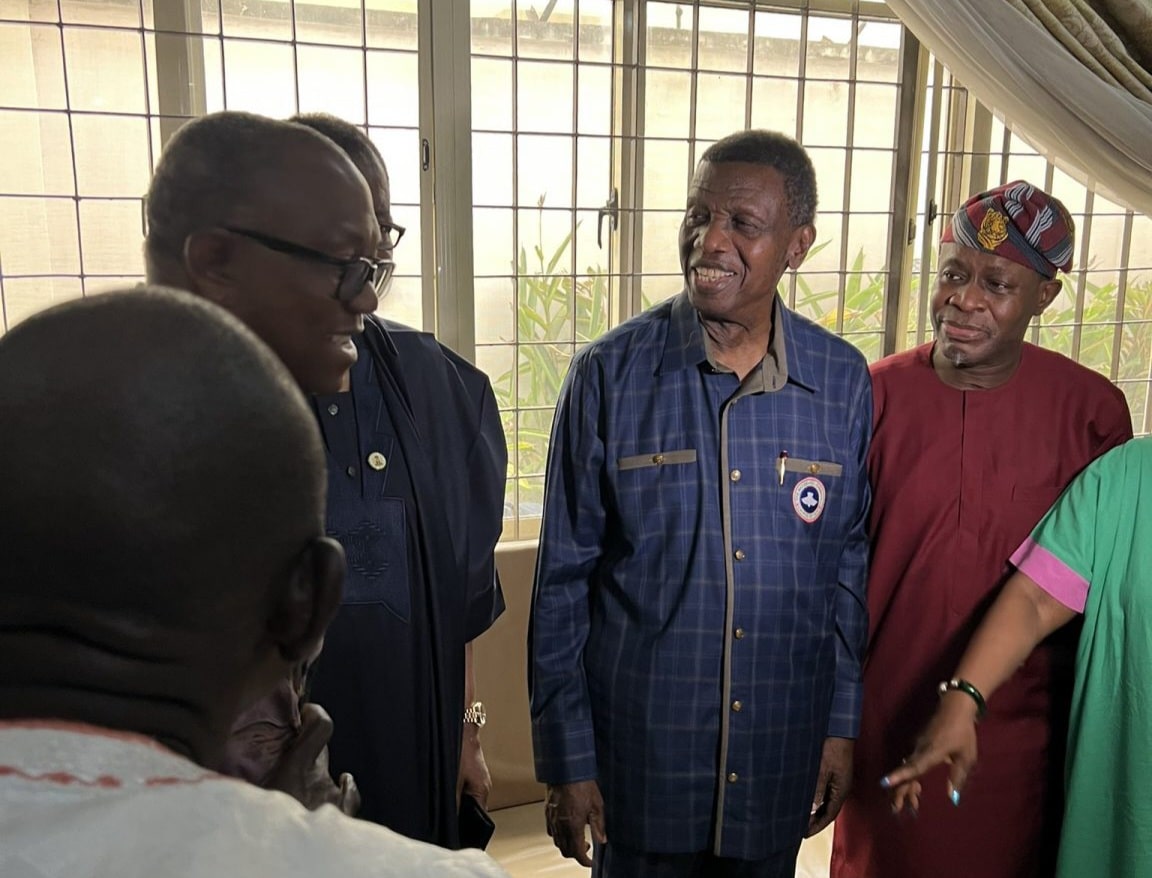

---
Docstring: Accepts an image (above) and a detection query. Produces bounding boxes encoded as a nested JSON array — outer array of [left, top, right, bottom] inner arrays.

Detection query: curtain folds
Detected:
[[887, 0, 1152, 216]]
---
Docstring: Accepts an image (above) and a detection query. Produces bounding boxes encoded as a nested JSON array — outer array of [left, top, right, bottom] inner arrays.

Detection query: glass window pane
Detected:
[[73, 114, 151, 198], [807, 147, 847, 215], [471, 0, 512, 56], [1, 23, 68, 109], [853, 83, 897, 148], [856, 19, 901, 83], [694, 73, 748, 141], [571, 209, 606, 284], [0, 197, 80, 275], [697, 6, 749, 74], [646, 2, 692, 71], [65, 26, 146, 114], [750, 77, 798, 140], [645, 69, 692, 139], [518, 61, 574, 133], [806, 15, 853, 82], [794, 272, 842, 329], [473, 132, 514, 206], [475, 276, 516, 344], [474, 207, 515, 276], [0, 111, 74, 196], [61, 0, 138, 27], [517, 135, 573, 208], [643, 139, 691, 211], [295, 0, 362, 46], [2, 277, 84, 335], [377, 273, 421, 329], [517, 0, 574, 61], [367, 1, 418, 51], [477, 345, 515, 416], [806, 213, 846, 273], [576, 63, 611, 135], [299, 46, 366, 123], [850, 149, 893, 212], [640, 210, 682, 276], [517, 343, 573, 407], [577, 0, 612, 63], [803, 79, 849, 147], [842, 272, 887, 332], [79, 198, 143, 275], [847, 212, 891, 273], [370, 126, 419, 204], [753, 12, 801, 77], [1118, 320, 1152, 381], [575, 135, 610, 210], [222, 39, 296, 116], [221, 0, 291, 40], [473, 57, 513, 130]]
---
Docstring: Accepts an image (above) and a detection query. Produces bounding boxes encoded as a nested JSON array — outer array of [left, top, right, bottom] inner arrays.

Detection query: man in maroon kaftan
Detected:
[[831, 181, 1131, 878]]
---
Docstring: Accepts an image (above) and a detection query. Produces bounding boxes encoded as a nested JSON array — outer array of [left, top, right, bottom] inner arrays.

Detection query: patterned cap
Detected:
[[941, 180, 1074, 279]]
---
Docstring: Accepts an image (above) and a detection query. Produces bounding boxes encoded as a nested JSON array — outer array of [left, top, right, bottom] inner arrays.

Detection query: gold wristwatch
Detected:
[[463, 701, 487, 728]]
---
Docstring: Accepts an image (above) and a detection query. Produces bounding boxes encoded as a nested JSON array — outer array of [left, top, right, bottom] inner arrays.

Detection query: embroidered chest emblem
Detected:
[[977, 208, 1009, 250], [792, 476, 826, 524]]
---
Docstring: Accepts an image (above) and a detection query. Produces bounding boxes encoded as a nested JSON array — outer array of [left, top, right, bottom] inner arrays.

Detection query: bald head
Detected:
[[0, 288, 343, 757]]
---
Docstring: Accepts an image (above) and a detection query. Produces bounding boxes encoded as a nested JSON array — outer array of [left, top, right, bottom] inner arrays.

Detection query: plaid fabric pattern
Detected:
[[529, 291, 871, 860]]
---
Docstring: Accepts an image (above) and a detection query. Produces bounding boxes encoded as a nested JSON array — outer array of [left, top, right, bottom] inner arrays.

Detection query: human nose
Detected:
[[697, 216, 732, 252], [345, 279, 379, 315], [947, 280, 984, 312]]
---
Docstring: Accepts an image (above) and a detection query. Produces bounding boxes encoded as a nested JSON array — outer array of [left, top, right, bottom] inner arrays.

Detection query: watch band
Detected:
[[463, 700, 486, 728]]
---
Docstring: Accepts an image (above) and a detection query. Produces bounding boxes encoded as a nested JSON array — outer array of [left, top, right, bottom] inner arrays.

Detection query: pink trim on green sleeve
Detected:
[[1010, 537, 1089, 613]]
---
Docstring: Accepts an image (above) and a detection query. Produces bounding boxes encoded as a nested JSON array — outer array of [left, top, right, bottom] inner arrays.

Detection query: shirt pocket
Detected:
[[617, 448, 698, 470], [777, 457, 845, 529], [331, 496, 411, 622]]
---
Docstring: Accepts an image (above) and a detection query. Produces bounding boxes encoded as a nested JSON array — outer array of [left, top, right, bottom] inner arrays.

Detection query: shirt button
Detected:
[[730, 469, 742, 482], [731, 700, 743, 712], [345, 465, 357, 478], [727, 772, 738, 783], [734, 627, 745, 640], [733, 549, 746, 561], [327, 403, 339, 416]]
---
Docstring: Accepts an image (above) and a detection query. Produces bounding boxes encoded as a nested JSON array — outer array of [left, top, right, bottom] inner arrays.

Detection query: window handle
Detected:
[[597, 187, 619, 249]]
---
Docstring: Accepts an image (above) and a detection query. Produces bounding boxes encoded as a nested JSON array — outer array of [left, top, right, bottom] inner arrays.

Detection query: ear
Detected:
[[183, 230, 241, 307], [1034, 276, 1063, 315], [785, 223, 816, 270], [265, 536, 345, 664]]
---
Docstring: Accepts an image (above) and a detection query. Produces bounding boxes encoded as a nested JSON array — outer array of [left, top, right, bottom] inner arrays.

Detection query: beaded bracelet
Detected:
[[937, 678, 987, 720]]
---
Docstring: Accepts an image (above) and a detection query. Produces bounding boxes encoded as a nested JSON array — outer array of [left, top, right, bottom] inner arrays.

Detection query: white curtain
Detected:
[[887, 0, 1152, 216]]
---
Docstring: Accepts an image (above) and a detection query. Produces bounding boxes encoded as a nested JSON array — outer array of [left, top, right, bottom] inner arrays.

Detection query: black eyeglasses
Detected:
[[380, 221, 406, 251], [223, 227, 395, 302]]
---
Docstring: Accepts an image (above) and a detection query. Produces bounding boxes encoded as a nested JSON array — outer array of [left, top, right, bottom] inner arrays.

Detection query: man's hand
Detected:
[[545, 780, 607, 867], [264, 702, 360, 815], [458, 725, 492, 809], [806, 736, 854, 836], [881, 691, 980, 814]]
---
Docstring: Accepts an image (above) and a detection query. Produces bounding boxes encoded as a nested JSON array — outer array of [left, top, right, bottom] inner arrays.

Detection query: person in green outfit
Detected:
[[881, 436, 1152, 877]]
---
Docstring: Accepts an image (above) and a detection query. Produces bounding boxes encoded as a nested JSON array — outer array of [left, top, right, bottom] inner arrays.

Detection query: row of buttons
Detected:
[[327, 403, 388, 476]]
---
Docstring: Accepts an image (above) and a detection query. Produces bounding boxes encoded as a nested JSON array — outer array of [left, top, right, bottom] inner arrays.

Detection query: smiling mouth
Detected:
[[693, 266, 735, 283]]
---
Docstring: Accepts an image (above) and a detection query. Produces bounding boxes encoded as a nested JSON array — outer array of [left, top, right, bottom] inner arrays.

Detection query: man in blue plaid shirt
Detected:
[[529, 129, 872, 878]]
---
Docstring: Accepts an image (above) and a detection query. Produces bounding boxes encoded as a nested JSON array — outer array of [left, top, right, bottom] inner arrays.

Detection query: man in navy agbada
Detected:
[[529, 129, 872, 877]]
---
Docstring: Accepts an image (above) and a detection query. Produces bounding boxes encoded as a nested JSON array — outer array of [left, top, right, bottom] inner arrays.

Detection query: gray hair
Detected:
[[144, 111, 338, 263], [700, 130, 818, 228]]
